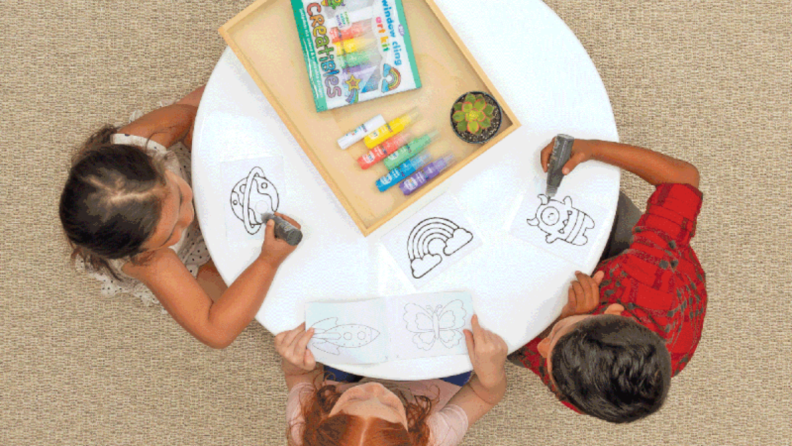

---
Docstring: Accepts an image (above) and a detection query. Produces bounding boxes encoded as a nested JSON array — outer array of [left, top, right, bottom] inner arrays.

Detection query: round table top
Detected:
[[192, 0, 620, 380]]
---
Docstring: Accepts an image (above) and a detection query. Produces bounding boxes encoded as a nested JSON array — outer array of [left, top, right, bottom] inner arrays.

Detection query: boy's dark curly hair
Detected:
[[551, 314, 672, 423]]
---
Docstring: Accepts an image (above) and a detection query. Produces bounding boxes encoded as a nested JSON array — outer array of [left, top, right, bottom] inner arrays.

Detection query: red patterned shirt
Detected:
[[509, 183, 706, 411]]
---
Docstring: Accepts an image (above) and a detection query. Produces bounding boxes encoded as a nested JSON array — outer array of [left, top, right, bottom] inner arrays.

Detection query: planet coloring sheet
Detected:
[[221, 156, 285, 245], [305, 291, 474, 365]]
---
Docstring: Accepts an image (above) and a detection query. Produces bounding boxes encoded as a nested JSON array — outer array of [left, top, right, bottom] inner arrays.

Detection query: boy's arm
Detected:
[[118, 85, 205, 150], [541, 139, 700, 188]]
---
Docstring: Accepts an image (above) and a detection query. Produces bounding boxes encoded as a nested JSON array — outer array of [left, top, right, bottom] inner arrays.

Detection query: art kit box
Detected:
[[290, 0, 422, 111]]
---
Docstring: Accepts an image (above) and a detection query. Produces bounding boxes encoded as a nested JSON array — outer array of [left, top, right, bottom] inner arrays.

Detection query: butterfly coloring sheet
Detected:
[[387, 292, 473, 360], [509, 177, 610, 267], [381, 195, 482, 288], [304, 292, 474, 365], [221, 157, 285, 245]]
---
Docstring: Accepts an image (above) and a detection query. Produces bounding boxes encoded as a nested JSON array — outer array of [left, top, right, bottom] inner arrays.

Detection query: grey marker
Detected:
[[546, 134, 574, 198], [261, 213, 303, 246]]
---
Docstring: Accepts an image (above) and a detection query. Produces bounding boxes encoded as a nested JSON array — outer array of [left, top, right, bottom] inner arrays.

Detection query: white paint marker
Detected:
[[337, 115, 386, 150]]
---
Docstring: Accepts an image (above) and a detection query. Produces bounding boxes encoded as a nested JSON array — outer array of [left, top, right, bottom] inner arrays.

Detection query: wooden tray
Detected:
[[220, 0, 519, 236]]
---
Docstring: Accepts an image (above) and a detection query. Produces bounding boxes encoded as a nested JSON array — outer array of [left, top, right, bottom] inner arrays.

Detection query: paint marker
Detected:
[[334, 38, 372, 55], [325, 6, 373, 30], [399, 154, 456, 196], [329, 22, 370, 43], [364, 107, 421, 148], [357, 131, 414, 169], [382, 130, 439, 171], [338, 51, 371, 69], [261, 213, 303, 246], [376, 152, 433, 192], [337, 115, 386, 150], [545, 134, 574, 198]]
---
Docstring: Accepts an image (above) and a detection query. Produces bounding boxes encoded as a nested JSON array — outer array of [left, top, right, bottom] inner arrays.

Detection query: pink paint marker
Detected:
[[399, 154, 456, 195], [357, 131, 414, 170]]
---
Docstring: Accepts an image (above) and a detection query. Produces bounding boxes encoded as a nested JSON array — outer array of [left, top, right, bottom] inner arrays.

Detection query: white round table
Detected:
[[192, 0, 620, 380]]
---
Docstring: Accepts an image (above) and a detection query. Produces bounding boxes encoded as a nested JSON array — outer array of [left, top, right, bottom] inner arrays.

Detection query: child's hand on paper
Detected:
[[560, 271, 605, 319], [259, 213, 301, 268], [275, 322, 317, 376], [464, 315, 508, 392], [540, 137, 596, 174]]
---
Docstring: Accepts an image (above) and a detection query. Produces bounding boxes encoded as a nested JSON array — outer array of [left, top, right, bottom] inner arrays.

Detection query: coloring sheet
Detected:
[[386, 291, 474, 360], [381, 195, 482, 288], [509, 177, 609, 267], [221, 157, 284, 244], [304, 292, 474, 365], [306, 299, 389, 365]]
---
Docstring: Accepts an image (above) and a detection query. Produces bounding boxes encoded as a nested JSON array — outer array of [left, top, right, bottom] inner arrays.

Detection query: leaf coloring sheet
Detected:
[[381, 195, 482, 288], [510, 177, 609, 267], [305, 292, 474, 365], [221, 157, 284, 245]]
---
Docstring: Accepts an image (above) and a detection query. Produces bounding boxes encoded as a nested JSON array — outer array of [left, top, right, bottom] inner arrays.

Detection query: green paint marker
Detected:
[[339, 51, 370, 69], [383, 130, 439, 171]]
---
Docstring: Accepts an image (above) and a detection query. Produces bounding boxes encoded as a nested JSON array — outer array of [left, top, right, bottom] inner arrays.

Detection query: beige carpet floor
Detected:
[[2, 0, 791, 445]]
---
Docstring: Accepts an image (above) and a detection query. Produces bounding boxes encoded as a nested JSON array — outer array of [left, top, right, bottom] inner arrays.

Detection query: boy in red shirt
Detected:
[[509, 138, 705, 423]]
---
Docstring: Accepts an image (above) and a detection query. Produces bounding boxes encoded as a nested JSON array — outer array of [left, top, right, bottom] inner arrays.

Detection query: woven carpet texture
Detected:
[[1, 0, 790, 445]]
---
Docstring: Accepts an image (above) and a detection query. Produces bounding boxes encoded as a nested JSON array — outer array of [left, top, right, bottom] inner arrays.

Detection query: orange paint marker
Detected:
[[357, 131, 414, 170]]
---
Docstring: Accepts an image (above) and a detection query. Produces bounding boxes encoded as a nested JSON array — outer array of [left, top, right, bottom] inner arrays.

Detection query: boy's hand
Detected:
[[463, 315, 508, 391], [258, 213, 301, 268], [560, 270, 605, 319], [540, 138, 597, 175], [275, 323, 316, 375]]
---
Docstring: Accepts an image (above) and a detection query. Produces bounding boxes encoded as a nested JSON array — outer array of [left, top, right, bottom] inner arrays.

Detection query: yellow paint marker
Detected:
[[363, 108, 421, 149]]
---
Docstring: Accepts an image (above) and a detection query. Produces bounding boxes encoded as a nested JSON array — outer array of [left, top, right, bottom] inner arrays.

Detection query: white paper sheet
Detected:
[[386, 291, 474, 360], [306, 299, 388, 365], [381, 195, 482, 288], [221, 157, 284, 245], [509, 177, 609, 267], [305, 292, 474, 365]]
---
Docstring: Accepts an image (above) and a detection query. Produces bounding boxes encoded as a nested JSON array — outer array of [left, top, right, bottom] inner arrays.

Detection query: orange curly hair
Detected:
[[289, 381, 436, 446]]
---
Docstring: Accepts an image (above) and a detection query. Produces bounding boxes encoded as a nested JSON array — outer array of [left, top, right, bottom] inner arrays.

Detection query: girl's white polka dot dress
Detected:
[[77, 133, 211, 307]]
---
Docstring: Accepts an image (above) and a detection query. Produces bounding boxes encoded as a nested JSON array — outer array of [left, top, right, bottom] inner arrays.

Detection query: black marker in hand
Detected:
[[262, 213, 303, 246]]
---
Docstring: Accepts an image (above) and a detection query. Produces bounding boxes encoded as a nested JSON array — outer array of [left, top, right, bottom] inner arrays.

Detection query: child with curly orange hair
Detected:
[[276, 315, 507, 446]]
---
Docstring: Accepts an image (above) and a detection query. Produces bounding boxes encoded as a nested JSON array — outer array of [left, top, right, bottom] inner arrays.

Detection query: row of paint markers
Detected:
[[336, 108, 455, 196], [327, 8, 377, 73]]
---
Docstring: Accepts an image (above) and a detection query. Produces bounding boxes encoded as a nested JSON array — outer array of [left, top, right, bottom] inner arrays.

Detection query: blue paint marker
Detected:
[[375, 152, 433, 192]]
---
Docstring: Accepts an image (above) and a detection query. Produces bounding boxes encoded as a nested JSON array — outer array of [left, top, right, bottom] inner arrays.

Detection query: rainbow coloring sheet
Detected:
[[305, 291, 474, 364], [509, 177, 610, 267], [221, 156, 285, 245], [381, 195, 482, 288], [291, 0, 421, 112]]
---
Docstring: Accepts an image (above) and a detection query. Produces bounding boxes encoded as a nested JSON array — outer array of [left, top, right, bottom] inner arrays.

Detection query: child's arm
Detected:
[[540, 138, 700, 188], [124, 215, 299, 349], [118, 85, 205, 150], [446, 315, 508, 426], [275, 323, 324, 391]]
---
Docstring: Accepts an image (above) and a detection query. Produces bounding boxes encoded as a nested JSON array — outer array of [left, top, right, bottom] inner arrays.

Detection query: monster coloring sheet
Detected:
[[305, 292, 474, 365], [221, 157, 285, 245], [509, 179, 609, 267], [381, 195, 482, 288]]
